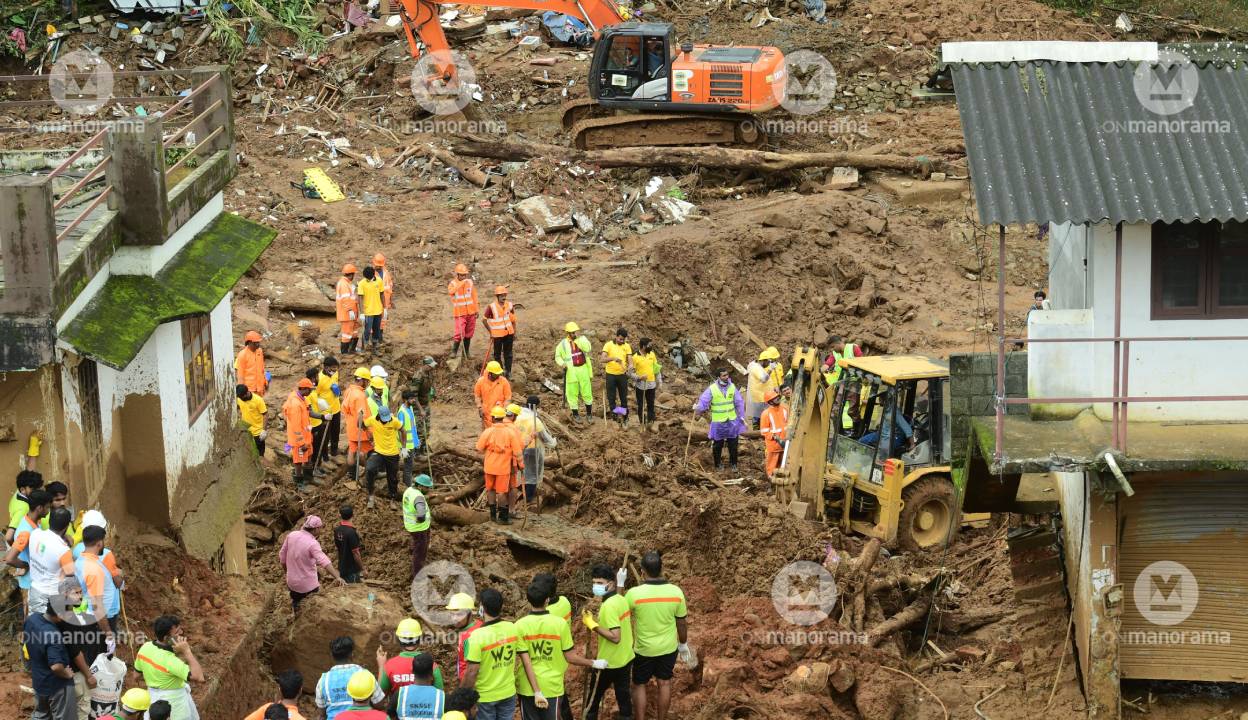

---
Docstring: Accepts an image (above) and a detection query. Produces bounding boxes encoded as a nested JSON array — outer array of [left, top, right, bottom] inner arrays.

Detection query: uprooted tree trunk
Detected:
[[866, 594, 934, 647], [452, 140, 939, 174]]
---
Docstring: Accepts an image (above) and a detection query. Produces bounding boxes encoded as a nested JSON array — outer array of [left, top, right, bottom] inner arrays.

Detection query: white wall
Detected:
[[1033, 221, 1248, 421], [1047, 222, 1090, 310], [1027, 309, 1095, 419]]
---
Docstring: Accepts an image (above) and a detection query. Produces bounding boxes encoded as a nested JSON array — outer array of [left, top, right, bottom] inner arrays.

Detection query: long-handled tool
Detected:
[[683, 412, 698, 466], [312, 411, 335, 476], [119, 589, 134, 648]]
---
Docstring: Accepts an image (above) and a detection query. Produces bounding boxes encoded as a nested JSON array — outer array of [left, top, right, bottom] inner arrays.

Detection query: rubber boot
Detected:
[[340, 341, 351, 355], [498, 505, 511, 525], [293, 469, 305, 490], [307, 468, 322, 486], [349, 337, 359, 354], [585, 405, 594, 423], [489, 505, 498, 523], [463, 337, 472, 359]]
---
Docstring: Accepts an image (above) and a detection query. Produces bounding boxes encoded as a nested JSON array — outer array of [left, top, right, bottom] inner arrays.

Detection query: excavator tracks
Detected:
[[569, 112, 764, 150]]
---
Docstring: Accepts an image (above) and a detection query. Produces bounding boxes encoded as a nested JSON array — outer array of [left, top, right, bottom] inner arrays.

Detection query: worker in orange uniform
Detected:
[[448, 263, 479, 363], [337, 264, 360, 355], [235, 330, 269, 396], [284, 378, 316, 490], [481, 286, 517, 377], [758, 390, 789, 479], [373, 254, 395, 332], [342, 367, 374, 483], [476, 407, 524, 525], [473, 361, 512, 428]]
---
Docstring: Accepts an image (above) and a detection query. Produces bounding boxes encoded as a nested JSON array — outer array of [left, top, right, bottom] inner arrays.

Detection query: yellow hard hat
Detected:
[[564, 321, 580, 333], [370, 376, 386, 389], [354, 367, 372, 380], [396, 617, 423, 642], [445, 592, 476, 611], [760, 346, 780, 361], [490, 406, 506, 419], [506, 403, 523, 416], [120, 688, 152, 712], [485, 360, 503, 375], [347, 669, 377, 700], [444, 713, 469, 720]]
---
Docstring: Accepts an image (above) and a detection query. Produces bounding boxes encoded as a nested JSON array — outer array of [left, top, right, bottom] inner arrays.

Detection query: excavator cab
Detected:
[[591, 23, 675, 103]]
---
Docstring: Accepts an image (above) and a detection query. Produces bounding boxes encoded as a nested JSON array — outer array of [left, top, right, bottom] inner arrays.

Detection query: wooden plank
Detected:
[[738, 322, 770, 351]]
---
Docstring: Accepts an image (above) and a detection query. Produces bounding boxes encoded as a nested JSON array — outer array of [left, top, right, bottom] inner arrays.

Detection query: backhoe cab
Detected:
[[775, 349, 977, 551]]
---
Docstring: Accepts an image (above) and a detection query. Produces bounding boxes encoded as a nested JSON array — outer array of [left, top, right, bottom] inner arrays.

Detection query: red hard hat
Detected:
[[494, 285, 508, 295], [244, 330, 262, 343], [373, 253, 386, 267], [764, 390, 780, 403], [343, 263, 358, 275], [297, 378, 315, 389]]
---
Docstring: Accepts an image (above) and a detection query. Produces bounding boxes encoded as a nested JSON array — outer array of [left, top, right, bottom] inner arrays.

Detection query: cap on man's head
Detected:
[[297, 378, 315, 390], [377, 406, 393, 422], [245, 330, 263, 343]]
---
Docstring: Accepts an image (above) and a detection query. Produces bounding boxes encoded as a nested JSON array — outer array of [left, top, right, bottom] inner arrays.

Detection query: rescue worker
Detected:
[[482, 286, 517, 377], [446, 592, 483, 682], [501, 404, 527, 519], [317, 638, 386, 720], [600, 328, 632, 425], [443, 689, 479, 720], [461, 588, 543, 720], [582, 564, 631, 720], [515, 579, 595, 720], [359, 266, 385, 349], [759, 390, 789, 478], [243, 670, 305, 720], [694, 369, 747, 472], [407, 357, 437, 451], [378, 618, 445, 694], [333, 505, 364, 584], [533, 572, 572, 625], [554, 322, 594, 422], [476, 407, 524, 524], [364, 406, 405, 508], [237, 383, 267, 456], [279, 516, 346, 610], [746, 347, 783, 429], [369, 376, 388, 419], [283, 378, 316, 489], [448, 263, 479, 363], [401, 474, 433, 578], [135, 615, 206, 720], [473, 361, 512, 428], [4, 488, 51, 611], [370, 365, 392, 407], [626, 552, 695, 720], [516, 396, 556, 510], [343, 368, 374, 483], [42, 481, 82, 544], [336, 670, 387, 720], [306, 368, 334, 477], [387, 654, 444, 720], [315, 356, 343, 462], [337, 264, 361, 355], [110, 688, 153, 720], [630, 338, 662, 429], [397, 392, 423, 486], [7, 469, 43, 544], [235, 330, 269, 396], [373, 253, 395, 331], [822, 336, 863, 431], [77, 523, 120, 645]]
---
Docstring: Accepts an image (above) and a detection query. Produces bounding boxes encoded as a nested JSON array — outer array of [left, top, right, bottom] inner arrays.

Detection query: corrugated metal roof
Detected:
[[951, 61, 1248, 226]]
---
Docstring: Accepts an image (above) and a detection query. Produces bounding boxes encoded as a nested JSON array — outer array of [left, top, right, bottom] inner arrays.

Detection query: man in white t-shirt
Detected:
[[27, 507, 76, 614]]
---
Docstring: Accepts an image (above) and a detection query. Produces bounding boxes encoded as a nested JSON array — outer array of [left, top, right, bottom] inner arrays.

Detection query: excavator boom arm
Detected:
[[395, 0, 625, 62]]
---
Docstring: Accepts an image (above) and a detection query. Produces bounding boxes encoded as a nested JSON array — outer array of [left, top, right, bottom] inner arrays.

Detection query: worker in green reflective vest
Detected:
[[402, 474, 433, 580]]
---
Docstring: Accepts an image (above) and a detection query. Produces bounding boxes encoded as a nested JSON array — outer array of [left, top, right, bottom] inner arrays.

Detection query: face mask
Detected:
[[592, 584, 608, 597]]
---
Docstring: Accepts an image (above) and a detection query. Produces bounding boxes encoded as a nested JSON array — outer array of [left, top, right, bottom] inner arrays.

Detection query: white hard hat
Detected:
[[370, 365, 388, 379], [82, 510, 107, 530]]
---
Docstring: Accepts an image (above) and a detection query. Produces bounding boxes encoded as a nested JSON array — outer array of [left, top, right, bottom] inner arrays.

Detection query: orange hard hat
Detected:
[[244, 330, 262, 343], [764, 390, 781, 403], [343, 263, 358, 275], [494, 285, 508, 295], [373, 253, 386, 267], [297, 378, 315, 389], [454, 263, 469, 274]]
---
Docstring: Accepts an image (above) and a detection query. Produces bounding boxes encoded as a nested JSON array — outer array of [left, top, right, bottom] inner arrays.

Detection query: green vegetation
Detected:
[[205, 0, 327, 61]]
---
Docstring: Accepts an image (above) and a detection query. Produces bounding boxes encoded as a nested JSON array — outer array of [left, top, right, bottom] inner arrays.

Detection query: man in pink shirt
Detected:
[[278, 515, 346, 610]]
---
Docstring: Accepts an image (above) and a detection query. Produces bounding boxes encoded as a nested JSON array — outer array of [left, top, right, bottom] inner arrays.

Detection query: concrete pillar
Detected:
[[1085, 475, 1122, 719], [0, 176, 58, 315], [104, 118, 170, 246], [222, 516, 249, 577]]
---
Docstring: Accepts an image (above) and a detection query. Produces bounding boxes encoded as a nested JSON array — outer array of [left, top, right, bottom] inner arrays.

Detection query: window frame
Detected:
[[1150, 221, 1248, 320], [181, 314, 215, 424]]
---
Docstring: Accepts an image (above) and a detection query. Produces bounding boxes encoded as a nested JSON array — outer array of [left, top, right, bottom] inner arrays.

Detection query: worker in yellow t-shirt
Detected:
[[358, 266, 386, 350], [600, 328, 633, 425], [364, 405, 405, 508], [236, 383, 267, 456]]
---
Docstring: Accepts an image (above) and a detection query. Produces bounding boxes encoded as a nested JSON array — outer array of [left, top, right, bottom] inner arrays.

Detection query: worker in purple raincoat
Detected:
[[694, 368, 747, 472]]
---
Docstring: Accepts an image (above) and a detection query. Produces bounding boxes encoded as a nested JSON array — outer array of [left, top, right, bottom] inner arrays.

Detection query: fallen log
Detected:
[[933, 607, 1009, 633], [436, 503, 490, 526], [851, 538, 882, 631], [866, 595, 932, 647], [453, 140, 938, 174], [424, 145, 489, 187], [432, 477, 483, 505]]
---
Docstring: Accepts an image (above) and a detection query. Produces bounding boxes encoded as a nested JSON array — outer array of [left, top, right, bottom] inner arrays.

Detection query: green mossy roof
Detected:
[[61, 213, 275, 370]]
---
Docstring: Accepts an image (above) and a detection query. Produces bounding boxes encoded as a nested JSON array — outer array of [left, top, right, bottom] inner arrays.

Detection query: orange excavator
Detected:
[[393, 0, 788, 148]]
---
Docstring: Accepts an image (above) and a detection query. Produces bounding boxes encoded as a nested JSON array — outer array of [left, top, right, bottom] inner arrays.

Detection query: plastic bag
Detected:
[[89, 653, 127, 719]]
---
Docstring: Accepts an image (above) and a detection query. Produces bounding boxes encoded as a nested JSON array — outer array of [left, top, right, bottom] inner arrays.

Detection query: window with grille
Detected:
[[181, 315, 215, 424], [77, 358, 104, 501], [1152, 221, 1248, 320]]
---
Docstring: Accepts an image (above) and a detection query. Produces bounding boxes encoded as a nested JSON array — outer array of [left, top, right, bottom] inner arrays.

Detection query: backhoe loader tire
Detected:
[[899, 475, 959, 552]]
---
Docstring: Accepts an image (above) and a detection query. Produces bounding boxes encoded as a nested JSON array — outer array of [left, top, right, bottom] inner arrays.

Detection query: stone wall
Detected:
[[950, 351, 1027, 462]]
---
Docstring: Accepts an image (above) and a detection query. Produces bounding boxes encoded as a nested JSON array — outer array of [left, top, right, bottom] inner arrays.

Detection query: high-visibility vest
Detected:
[[336, 276, 358, 321], [448, 279, 478, 316], [484, 301, 516, 337], [823, 343, 858, 386], [379, 267, 394, 305], [709, 384, 738, 422], [402, 487, 431, 532]]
